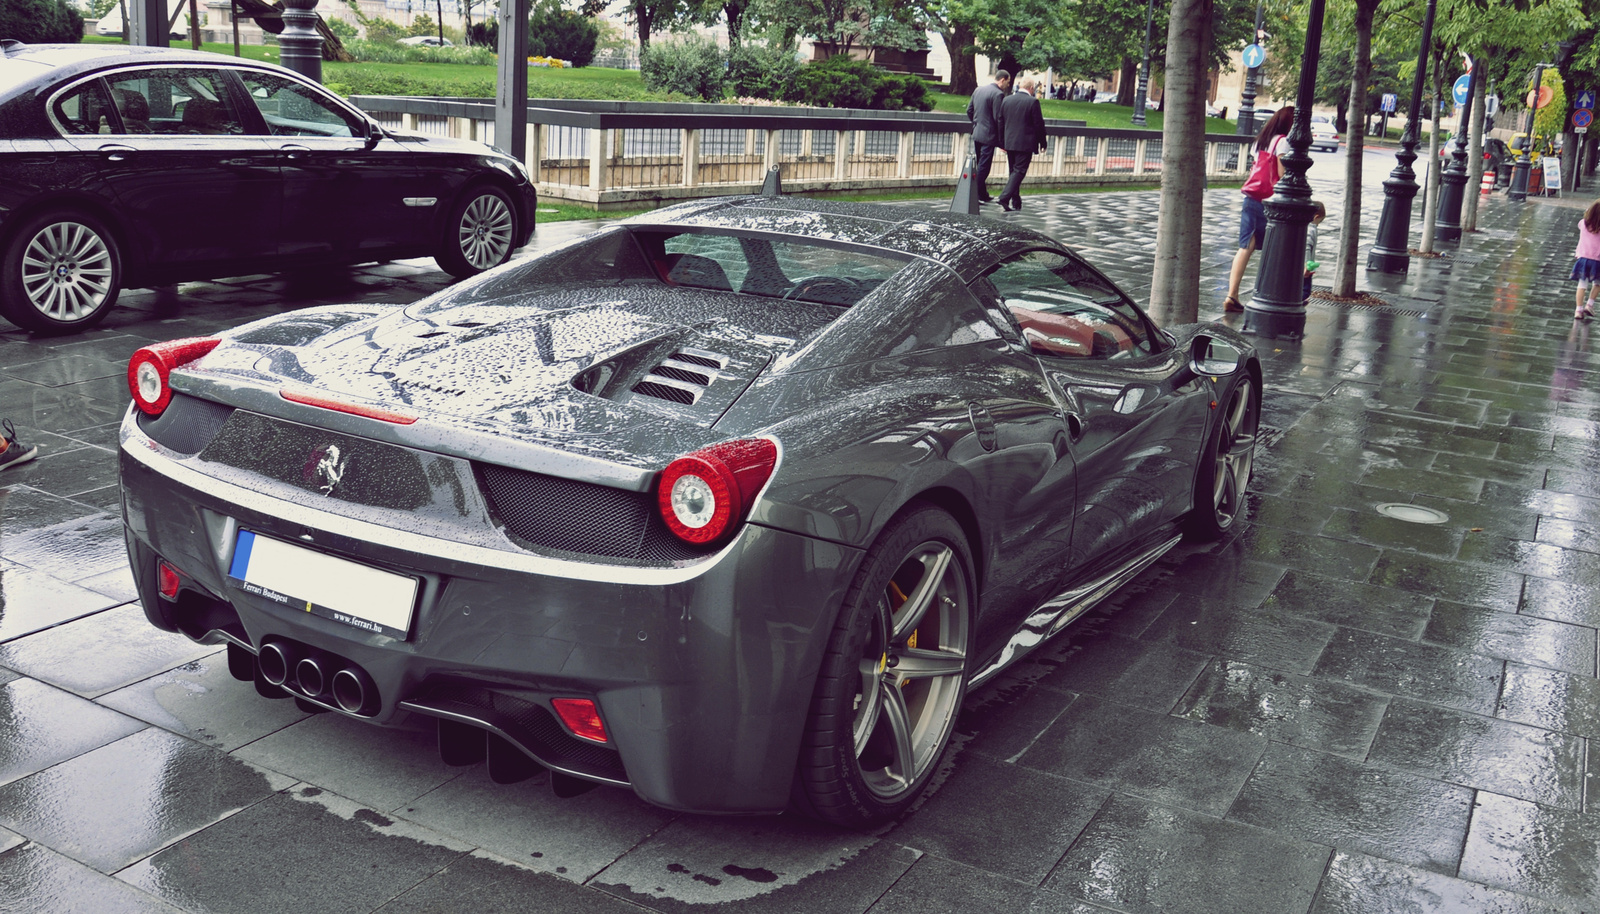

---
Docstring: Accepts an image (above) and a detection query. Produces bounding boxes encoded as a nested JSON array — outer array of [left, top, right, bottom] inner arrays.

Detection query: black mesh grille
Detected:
[[136, 393, 235, 455], [477, 463, 706, 564], [410, 680, 628, 781], [671, 352, 721, 369], [650, 365, 712, 386], [632, 381, 697, 404]]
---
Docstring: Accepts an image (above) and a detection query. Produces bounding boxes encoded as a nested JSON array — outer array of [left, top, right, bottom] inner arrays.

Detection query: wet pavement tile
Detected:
[[73, 564, 139, 604], [231, 711, 466, 813], [0, 843, 184, 914], [0, 563, 121, 644], [1309, 850, 1580, 914], [97, 653, 311, 752], [1520, 575, 1600, 628], [0, 353, 124, 388], [1227, 525, 1383, 583], [0, 604, 216, 698], [1311, 627, 1504, 715], [375, 850, 647, 914], [589, 815, 913, 913], [1227, 743, 1475, 874], [0, 511, 127, 584], [1534, 516, 1600, 556], [1172, 660, 1388, 759], [1412, 492, 1542, 543], [1029, 629, 1208, 713], [1366, 549, 1525, 609], [1370, 699, 1585, 811], [1477, 481, 1600, 526], [0, 484, 105, 536], [1423, 601, 1596, 676], [1430, 451, 1551, 488], [1496, 662, 1600, 741], [1459, 791, 1600, 907], [864, 855, 1108, 914], [1318, 506, 1466, 557], [1016, 694, 1265, 817], [1138, 549, 1285, 609], [0, 678, 146, 787], [1043, 792, 1329, 914], [885, 754, 1105, 884], [1138, 599, 1338, 675], [0, 445, 118, 500], [7, 382, 127, 435], [1238, 491, 1336, 536], [118, 787, 472, 914], [1457, 536, 1600, 590], [0, 727, 293, 873], [1261, 569, 1434, 640], [396, 765, 676, 883], [1358, 465, 1486, 504]]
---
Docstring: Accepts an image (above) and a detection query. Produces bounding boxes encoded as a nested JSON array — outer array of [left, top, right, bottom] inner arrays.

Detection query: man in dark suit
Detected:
[[997, 77, 1048, 212], [966, 69, 1010, 204]]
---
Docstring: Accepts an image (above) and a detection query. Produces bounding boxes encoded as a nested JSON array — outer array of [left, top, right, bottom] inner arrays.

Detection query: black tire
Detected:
[[0, 210, 121, 333], [1185, 374, 1259, 540], [435, 185, 519, 279], [792, 504, 973, 828]]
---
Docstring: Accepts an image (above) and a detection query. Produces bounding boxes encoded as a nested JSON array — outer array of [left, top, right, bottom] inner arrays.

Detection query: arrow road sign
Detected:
[[1242, 44, 1265, 69], [1453, 74, 1471, 106], [1578, 90, 1596, 110]]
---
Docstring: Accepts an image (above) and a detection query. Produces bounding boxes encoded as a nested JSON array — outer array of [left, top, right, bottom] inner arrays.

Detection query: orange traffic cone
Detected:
[[1481, 172, 1496, 195]]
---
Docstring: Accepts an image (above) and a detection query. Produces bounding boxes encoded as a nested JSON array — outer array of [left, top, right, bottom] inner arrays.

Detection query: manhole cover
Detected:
[[1375, 503, 1449, 524]]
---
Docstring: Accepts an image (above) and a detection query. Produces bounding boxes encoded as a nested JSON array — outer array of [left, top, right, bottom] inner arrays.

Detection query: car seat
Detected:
[[112, 89, 153, 134], [181, 98, 228, 134], [662, 253, 733, 291]]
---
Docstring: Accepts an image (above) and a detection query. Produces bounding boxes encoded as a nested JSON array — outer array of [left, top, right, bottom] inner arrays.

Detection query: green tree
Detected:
[[528, 0, 601, 65], [0, 0, 84, 43]]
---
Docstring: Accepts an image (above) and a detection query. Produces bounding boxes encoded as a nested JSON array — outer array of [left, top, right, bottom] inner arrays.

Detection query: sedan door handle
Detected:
[[279, 144, 312, 159], [98, 144, 136, 162]]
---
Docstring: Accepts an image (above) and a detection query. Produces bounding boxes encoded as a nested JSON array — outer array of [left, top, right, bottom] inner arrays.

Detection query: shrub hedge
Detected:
[[0, 0, 84, 44]]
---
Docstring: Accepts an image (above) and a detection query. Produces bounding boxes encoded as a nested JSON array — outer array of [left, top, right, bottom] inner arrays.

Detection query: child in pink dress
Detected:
[[1572, 199, 1600, 321]]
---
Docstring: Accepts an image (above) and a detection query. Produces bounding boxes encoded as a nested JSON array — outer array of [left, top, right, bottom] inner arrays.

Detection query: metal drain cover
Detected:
[[1376, 503, 1450, 524]]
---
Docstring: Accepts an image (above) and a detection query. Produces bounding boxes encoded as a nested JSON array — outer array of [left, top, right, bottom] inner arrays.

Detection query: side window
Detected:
[[978, 249, 1155, 359], [236, 72, 362, 137], [103, 69, 244, 135], [53, 80, 116, 135]]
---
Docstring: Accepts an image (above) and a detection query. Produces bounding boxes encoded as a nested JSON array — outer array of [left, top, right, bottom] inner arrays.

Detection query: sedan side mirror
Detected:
[[1172, 334, 1242, 388], [363, 122, 385, 150]]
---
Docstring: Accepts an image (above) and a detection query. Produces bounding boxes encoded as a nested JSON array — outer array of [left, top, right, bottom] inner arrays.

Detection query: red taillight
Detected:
[[656, 438, 778, 545], [157, 560, 181, 599], [128, 337, 221, 416], [551, 698, 608, 743]]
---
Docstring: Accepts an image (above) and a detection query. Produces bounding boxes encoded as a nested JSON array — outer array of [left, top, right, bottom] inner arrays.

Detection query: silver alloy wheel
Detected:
[[456, 193, 515, 270], [20, 221, 115, 323], [852, 541, 969, 799], [1209, 378, 1257, 529]]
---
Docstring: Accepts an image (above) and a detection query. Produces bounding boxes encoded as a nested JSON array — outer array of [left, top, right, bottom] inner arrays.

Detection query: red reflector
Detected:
[[551, 698, 608, 743], [279, 390, 418, 425], [127, 337, 221, 416], [157, 560, 181, 599]]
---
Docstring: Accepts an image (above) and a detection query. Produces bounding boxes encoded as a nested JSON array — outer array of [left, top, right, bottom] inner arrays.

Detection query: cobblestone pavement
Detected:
[[3, 150, 1600, 913]]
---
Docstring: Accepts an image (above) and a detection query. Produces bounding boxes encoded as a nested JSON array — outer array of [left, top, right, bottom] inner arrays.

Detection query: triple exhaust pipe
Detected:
[[259, 640, 378, 716]]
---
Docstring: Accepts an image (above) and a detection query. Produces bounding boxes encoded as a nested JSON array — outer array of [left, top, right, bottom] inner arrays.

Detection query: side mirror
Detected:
[[363, 122, 385, 150], [1172, 334, 1241, 388]]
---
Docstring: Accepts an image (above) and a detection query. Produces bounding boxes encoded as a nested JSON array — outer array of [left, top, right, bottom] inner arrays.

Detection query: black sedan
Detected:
[[119, 196, 1260, 827], [0, 42, 537, 333]]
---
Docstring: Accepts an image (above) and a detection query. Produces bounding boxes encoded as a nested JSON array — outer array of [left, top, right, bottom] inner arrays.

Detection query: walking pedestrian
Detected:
[[966, 70, 1011, 204], [1302, 199, 1326, 304], [997, 78, 1048, 212], [1223, 106, 1295, 313], [1571, 198, 1600, 321], [0, 419, 38, 472]]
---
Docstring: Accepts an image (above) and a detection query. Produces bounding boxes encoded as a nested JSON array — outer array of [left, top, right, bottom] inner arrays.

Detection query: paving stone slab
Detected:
[[865, 855, 1111, 914], [1032, 630, 1209, 713], [1310, 849, 1583, 914], [0, 843, 184, 914], [1261, 569, 1434, 640], [1138, 599, 1338, 675], [1312, 627, 1504, 715], [1459, 792, 1600, 907], [1424, 601, 1596, 676], [1496, 662, 1600, 740], [1367, 550, 1525, 610], [0, 564, 121, 645], [0, 678, 146, 788], [96, 652, 310, 752], [375, 850, 648, 914], [1519, 575, 1600, 628], [0, 604, 217, 698], [1172, 659, 1388, 759]]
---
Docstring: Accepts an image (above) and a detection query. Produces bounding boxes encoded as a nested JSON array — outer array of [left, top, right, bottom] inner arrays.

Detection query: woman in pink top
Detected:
[[1224, 107, 1295, 313], [1571, 199, 1600, 320]]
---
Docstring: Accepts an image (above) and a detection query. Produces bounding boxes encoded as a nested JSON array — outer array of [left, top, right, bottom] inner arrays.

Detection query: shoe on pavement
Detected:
[[1224, 296, 1245, 313], [0, 420, 38, 472]]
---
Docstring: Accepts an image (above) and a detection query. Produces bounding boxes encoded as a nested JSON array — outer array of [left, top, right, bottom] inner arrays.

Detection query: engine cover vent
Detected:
[[629, 350, 729, 406]]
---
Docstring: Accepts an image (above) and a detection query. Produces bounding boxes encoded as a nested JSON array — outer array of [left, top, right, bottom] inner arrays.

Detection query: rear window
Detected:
[[635, 229, 909, 307]]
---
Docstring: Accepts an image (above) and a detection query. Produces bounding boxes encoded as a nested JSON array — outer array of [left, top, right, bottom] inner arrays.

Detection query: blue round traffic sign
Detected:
[[1452, 74, 1471, 106], [1575, 109, 1594, 129], [1243, 44, 1265, 69]]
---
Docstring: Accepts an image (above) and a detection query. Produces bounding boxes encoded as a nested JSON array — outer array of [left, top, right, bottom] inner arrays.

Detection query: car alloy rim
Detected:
[[1211, 379, 1257, 527], [457, 194, 514, 270], [853, 541, 968, 800], [20, 221, 113, 322]]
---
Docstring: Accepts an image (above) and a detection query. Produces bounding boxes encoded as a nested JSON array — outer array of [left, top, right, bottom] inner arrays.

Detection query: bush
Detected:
[[527, 0, 598, 67], [466, 20, 497, 48], [640, 34, 724, 102], [342, 39, 496, 65], [407, 14, 437, 38], [326, 17, 358, 43], [360, 17, 406, 43], [788, 56, 932, 111], [0, 0, 84, 44], [726, 42, 801, 101]]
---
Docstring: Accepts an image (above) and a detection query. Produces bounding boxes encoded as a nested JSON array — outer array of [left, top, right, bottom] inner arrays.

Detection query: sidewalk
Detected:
[[2, 159, 1599, 913]]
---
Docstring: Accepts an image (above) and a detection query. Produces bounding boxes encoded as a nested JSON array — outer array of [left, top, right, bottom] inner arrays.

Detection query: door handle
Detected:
[[98, 144, 136, 162], [279, 144, 312, 159]]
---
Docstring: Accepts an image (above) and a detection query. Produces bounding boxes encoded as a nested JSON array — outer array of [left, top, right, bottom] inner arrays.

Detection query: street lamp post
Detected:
[[1366, 0, 1439, 273], [1508, 63, 1547, 201], [1131, 0, 1156, 127], [1236, 0, 1265, 136], [278, 0, 325, 83], [1243, 0, 1326, 339], [1435, 63, 1477, 240]]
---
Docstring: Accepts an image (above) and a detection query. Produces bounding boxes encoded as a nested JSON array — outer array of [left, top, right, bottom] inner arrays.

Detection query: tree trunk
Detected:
[[1332, 0, 1377, 298], [1116, 57, 1137, 106], [1463, 75, 1487, 232], [1420, 62, 1441, 254], [724, 2, 742, 48], [944, 23, 976, 96], [1148, 0, 1215, 324], [1335, 96, 1347, 134]]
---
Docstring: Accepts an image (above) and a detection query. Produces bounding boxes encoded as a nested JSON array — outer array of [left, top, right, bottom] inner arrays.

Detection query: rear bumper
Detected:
[[119, 417, 861, 814]]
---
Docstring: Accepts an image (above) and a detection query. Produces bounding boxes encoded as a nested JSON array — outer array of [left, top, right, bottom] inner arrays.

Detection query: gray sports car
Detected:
[[120, 196, 1260, 827]]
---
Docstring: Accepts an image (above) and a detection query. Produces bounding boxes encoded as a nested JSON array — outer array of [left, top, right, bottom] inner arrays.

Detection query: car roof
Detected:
[[620, 195, 1062, 280], [0, 42, 289, 91]]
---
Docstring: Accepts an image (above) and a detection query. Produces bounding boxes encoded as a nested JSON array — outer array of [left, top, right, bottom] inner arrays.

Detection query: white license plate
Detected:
[[227, 530, 417, 639]]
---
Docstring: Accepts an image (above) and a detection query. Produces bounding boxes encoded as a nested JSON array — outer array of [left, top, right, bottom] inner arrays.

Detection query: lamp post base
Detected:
[[1242, 303, 1306, 340]]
